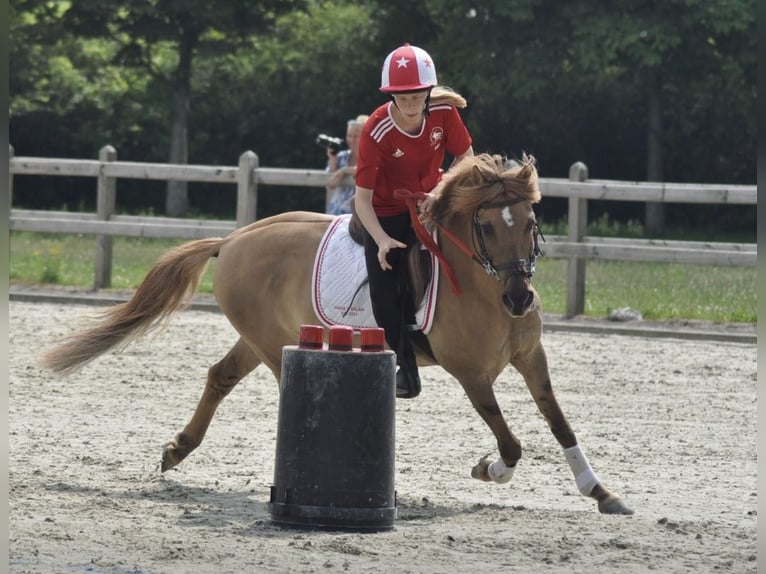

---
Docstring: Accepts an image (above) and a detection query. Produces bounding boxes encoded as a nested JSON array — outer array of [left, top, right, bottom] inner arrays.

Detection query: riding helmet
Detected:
[[380, 43, 438, 93]]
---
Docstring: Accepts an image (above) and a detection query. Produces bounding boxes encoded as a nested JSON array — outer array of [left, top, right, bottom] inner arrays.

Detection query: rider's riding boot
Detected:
[[395, 353, 421, 399]]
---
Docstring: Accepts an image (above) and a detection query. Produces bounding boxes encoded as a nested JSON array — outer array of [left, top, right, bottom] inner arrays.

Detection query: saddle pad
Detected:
[[311, 214, 439, 333]]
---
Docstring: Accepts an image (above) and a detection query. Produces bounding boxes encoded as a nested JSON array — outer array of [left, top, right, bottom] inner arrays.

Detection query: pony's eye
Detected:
[[480, 222, 495, 238]]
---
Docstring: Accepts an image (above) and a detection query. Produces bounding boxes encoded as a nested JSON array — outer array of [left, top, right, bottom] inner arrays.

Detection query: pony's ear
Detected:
[[515, 154, 537, 181], [517, 164, 532, 180], [519, 162, 541, 202], [471, 164, 487, 184]]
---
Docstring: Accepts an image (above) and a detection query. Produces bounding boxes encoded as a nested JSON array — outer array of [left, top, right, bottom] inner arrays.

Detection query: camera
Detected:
[[316, 134, 344, 154]]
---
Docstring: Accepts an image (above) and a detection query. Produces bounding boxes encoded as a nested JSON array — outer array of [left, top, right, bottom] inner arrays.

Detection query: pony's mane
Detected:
[[430, 153, 541, 221]]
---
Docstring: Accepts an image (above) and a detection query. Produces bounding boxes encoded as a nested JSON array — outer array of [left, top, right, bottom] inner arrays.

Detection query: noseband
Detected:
[[471, 197, 545, 281]]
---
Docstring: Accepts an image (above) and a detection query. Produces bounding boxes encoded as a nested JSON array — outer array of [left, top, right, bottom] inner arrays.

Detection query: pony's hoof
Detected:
[[598, 494, 634, 515], [161, 444, 180, 473], [470, 455, 493, 482]]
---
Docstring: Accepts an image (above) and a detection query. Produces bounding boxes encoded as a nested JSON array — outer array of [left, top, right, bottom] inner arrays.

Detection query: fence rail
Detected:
[[539, 179, 754, 204], [9, 146, 757, 316]]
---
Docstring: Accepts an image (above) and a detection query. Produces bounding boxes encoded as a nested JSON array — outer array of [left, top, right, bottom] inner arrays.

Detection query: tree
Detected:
[[61, 0, 307, 217], [561, 0, 756, 233], [10, 0, 754, 232], [421, 0, 756, 231], [188, 0, 380, 216], [10, 0, 170, 209]]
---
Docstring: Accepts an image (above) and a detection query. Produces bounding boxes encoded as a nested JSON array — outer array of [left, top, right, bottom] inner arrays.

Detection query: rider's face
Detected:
[[392, 91, 428, 117]]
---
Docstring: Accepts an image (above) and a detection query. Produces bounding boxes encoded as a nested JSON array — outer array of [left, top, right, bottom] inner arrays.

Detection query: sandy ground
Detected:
[[8, 300, 758, 573]]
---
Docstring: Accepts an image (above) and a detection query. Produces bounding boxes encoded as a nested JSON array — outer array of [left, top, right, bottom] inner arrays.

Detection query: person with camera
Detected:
[[322, 115, 368, 215], [353, 43, 474, 399]]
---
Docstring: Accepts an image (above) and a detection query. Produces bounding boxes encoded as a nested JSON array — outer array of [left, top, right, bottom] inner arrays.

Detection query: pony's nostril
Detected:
[[502, 287, 534, 316]]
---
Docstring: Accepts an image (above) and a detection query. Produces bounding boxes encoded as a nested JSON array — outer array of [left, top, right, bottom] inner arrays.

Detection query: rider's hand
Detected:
[[418, 191, 436, 216], [377, 236, 407, 271]]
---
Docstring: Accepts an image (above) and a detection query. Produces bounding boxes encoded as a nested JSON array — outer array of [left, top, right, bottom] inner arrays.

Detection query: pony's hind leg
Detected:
[[512, 343, 634, 515], [161, 337, 260, 472]]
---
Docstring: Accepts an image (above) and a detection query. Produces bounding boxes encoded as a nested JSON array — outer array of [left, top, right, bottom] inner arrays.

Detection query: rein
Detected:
[[395, 188, 463, 295]]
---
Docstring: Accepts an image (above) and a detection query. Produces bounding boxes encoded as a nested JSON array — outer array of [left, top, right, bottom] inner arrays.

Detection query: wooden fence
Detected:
[[9, 145, 757, 316]]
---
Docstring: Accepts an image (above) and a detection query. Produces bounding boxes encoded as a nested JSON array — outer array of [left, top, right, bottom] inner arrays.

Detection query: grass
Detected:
[[9, 233, 217, 293], [9, 231, 757, 323], [532, 258, 756, 322]]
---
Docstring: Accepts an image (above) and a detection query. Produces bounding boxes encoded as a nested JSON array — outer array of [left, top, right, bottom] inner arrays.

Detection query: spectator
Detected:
[[325, 114, 368, 215]]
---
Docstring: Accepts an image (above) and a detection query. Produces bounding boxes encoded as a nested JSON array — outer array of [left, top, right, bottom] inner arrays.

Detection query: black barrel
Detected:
[[269, 343, 397, 530]]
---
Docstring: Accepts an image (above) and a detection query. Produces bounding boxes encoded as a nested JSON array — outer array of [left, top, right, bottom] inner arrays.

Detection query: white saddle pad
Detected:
[[311, 214, 438, 333]]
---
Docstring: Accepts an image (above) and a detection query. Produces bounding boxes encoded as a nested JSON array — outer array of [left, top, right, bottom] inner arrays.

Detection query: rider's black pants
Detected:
[[362, 211, 417, 369]]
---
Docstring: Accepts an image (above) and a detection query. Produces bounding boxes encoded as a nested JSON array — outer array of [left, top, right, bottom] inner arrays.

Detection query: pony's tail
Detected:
[[38, 237, 225, 375]]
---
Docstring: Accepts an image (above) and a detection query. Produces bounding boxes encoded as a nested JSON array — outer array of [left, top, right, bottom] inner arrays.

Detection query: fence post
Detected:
[[566, 161, 588, 316], [9, 145, 14, 206], [94, 145, 117, 289], [237, 151, 259, 227]]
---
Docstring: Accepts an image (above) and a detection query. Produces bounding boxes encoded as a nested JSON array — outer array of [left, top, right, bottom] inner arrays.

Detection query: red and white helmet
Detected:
[[380, 43, 438, 93]]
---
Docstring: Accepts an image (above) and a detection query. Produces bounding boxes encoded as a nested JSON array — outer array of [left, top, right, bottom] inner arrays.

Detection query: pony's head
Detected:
[[429, 153, 543, 317]]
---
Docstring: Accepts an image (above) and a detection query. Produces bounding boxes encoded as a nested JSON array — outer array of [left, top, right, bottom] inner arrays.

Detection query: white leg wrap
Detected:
[[487, 458, 516, 484], [564, 444, 600, 496]]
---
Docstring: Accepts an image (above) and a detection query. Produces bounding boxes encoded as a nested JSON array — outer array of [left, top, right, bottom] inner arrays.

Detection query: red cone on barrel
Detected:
[[299, 325, 324, 349], [328, 325, 353, 351], [361, 327, 385, 352]]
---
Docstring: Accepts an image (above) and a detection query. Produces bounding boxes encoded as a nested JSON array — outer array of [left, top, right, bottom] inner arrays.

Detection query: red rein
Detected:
[[394, 188, 462, 296]]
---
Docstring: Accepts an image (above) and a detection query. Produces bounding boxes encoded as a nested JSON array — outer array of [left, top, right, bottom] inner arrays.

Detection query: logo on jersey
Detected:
[[392, 148, 404, 157], [429, 127, 444, 150]]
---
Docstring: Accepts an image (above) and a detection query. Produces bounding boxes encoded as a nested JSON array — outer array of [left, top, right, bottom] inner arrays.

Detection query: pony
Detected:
[[39, 153, 633, 515]]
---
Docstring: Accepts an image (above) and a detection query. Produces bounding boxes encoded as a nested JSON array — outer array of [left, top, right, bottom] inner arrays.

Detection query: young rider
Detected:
[[354, 43, 474, 399]]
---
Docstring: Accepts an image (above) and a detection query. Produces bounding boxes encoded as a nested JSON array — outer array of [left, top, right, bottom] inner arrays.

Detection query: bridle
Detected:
[[433, 196, 545, 282], [471, 197, 545, 280], [398, 189, 545, 295]]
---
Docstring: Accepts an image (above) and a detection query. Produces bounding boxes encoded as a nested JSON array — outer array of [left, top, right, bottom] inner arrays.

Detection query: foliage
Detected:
[[10, 1, 155, 157], [191, 1, 379, 167], [9, 0, 756, 230], [58, 0, 308, 91], [418, 0, 755, 183]]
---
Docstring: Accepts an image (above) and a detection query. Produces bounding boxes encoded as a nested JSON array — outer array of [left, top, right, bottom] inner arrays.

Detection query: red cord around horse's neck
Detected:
[[393, 188, 462, 295]]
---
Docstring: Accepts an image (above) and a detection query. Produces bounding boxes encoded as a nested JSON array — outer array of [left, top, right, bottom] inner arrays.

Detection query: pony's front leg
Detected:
[[460, 380, 522, 484], [512, 344, 634, 515]]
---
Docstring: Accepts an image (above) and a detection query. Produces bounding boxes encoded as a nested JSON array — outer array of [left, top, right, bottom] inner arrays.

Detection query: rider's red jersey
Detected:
[[356, 101, 472, 216]]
